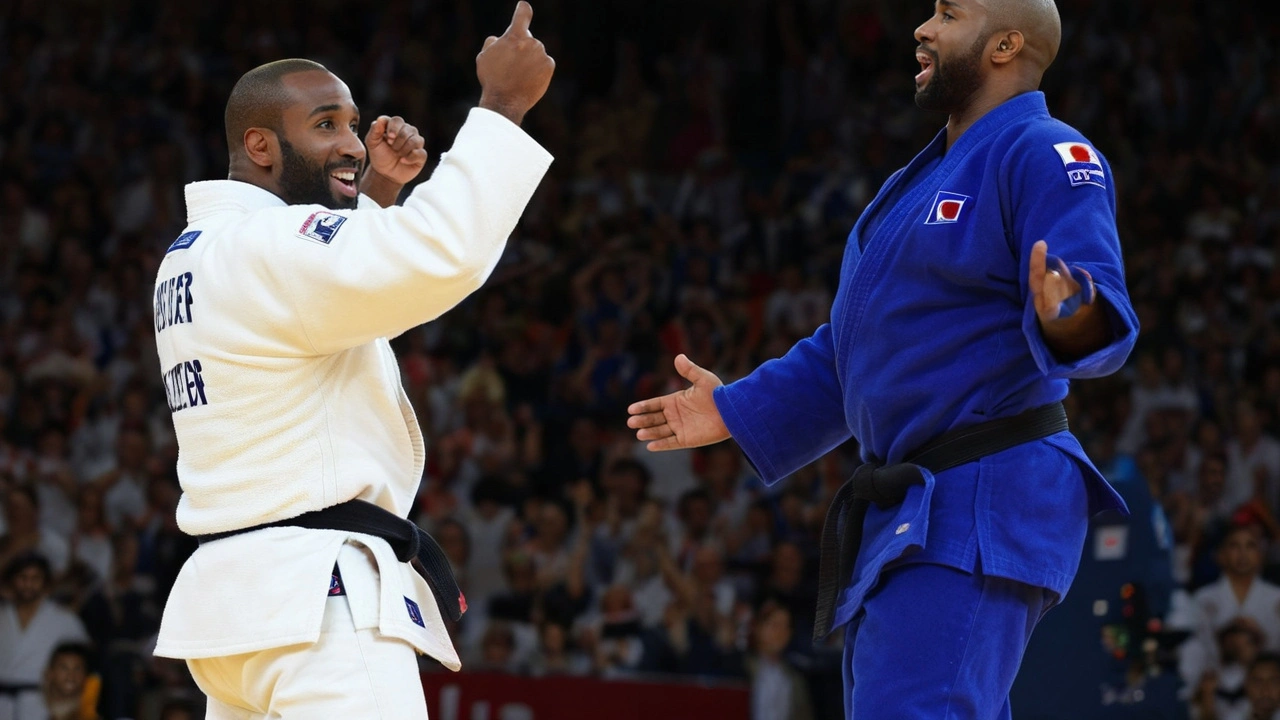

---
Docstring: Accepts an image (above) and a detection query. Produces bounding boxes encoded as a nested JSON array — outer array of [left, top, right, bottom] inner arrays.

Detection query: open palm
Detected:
[[627, 354, 730, 451]]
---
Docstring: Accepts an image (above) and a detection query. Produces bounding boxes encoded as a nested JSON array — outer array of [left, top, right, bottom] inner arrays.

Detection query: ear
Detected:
[[243, 128, 278, 169], [991, 30, 1024, 65]]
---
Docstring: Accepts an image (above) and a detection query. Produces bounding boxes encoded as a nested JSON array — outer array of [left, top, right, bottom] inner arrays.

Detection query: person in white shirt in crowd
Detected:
[[1181, 523, 1280, 697], [0, 486, 69, 577], [1227, 402, 1280, 513], [0, 553, 90, 720], [94, 428, 150, 534], [149, 4, 555, 717], [1193, 618, 1264, 720]]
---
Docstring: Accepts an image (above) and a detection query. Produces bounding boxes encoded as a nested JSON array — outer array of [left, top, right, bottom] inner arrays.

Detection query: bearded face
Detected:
[[277, 136, 362, 210], [915, 31, 989, 114]]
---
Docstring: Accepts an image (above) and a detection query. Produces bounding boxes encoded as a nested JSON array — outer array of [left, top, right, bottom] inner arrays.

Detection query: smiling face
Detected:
[[914, 0, 994, 113], [275, 70, 366, 209]]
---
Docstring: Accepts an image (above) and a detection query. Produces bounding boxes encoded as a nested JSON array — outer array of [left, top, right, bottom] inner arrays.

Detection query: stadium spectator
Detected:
[[40, 642, 101, 720], [0, 553, 90, 720]]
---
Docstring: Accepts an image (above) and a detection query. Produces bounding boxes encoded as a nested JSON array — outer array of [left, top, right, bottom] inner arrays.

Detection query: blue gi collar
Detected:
[[943, 90, 1051, 159]]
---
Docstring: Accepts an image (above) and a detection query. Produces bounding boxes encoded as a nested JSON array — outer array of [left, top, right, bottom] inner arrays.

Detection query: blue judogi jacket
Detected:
[[714, 92, 1139, 631]]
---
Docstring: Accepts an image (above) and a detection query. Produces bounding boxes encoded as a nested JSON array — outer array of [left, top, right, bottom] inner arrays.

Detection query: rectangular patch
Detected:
[[328, 565, 346, 596], [166, 231, 202, 253], [924, 191, 972, 225], [404, 597, 425, 627], [1052, 142, 1106, 188], [298, 211, 347, 245], [1093, 525, 1129, 561]]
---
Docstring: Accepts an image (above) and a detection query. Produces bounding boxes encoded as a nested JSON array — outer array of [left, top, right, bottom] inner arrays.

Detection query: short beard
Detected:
[[277, 137, 359, 210], [915, 34, 988, 114]]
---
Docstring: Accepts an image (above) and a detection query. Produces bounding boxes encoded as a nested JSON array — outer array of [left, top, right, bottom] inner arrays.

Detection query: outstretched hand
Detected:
[[626, 354, 730, 452]]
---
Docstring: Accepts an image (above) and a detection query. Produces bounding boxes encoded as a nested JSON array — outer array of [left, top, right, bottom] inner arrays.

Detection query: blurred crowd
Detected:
[[0, 0, 1277, 718]]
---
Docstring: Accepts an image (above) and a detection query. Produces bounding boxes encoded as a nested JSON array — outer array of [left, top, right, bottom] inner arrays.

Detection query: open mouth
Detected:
[[916, 50, 935, 87], [330, 168, 358, 198]]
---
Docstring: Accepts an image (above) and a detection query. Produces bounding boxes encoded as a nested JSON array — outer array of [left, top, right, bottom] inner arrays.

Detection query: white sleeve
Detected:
[[249, 107, 553, 354]]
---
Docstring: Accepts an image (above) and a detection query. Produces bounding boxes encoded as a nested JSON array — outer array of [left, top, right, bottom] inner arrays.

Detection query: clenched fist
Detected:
[[365, 116, 427, 186], [476, 1, 556, 126]]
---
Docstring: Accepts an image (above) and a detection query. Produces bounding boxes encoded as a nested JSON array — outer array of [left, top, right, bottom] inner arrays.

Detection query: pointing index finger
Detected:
[[510, 1, 533, 35]]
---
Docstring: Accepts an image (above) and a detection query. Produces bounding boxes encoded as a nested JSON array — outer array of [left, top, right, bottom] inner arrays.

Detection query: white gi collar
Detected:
[[185, 180, 287, 223]]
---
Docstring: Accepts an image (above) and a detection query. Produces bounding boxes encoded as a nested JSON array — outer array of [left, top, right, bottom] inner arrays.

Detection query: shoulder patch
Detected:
[[1052, 142, 1106, 189], [167, 231, 202, 253], [298, 211, 347, 245]]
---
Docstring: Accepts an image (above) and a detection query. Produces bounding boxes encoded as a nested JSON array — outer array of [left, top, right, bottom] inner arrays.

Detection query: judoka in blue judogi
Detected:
[[628, 0, 1138, 717]]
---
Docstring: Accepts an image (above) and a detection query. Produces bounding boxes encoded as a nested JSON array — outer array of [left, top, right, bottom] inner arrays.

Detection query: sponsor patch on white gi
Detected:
[[167, 231, 202, 253], [297, 211, 347, 245], [1053, 142, 1106, 189], [404, 597, 425, 627], [924, 191, 971, 225], [1093, 525, 1129, 561]]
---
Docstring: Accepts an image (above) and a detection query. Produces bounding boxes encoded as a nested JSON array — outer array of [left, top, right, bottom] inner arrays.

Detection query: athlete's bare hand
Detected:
[[476, 1, 555, 126], [1030, 239, 1111, 359], [1028, 240, 1093, 323], [627, 354, 730, 452], [365, 116, 427, 185]]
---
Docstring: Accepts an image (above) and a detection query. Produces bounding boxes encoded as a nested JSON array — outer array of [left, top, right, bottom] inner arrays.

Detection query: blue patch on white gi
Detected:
[[1052, 142, 1106, 189], [167, 231, 202, 253], [924, 191, 972, 225], [298, 212, 347, 245], [404, 597, 425, 627]]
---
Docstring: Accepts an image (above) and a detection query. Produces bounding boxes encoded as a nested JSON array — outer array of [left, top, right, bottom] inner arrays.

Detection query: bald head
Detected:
[[983, 0, 1061, 76], [224, 59, 329, 159]]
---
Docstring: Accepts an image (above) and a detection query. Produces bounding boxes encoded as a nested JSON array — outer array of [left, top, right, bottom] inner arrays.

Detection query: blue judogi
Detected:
[[713, 92, 1139, 718]]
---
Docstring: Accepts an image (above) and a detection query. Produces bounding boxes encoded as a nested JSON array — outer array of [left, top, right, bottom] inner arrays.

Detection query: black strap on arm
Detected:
[[812, 402, 1069, 641], [197, 499, 466, 622]]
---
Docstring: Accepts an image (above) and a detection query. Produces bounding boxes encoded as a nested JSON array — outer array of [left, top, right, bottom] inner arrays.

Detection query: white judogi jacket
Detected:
[[1178, 575, 1280, 688], [152, 108, 553, 669]]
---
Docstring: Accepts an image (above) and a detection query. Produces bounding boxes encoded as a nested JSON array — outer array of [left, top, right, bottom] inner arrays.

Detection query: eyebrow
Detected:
[[307, 103, 359, 118]]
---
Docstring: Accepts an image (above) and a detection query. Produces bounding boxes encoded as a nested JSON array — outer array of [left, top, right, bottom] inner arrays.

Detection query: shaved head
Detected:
[[224, 59, 329, 158], [222, 58, 367, 208], [983, 0, 1061, 75]]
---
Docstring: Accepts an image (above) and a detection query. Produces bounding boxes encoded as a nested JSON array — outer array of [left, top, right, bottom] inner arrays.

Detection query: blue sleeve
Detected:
[[712, 323, 851, 485], [1006, 127, 1138, 379]]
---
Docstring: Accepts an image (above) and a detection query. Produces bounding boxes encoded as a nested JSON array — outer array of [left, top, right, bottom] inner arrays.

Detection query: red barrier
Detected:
[[421, 672, 750, 720]]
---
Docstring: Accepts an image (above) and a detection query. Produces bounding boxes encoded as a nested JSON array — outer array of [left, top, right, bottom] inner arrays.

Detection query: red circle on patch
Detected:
[[940, 200, 961, 220], [1070, 145, 1092, 162]]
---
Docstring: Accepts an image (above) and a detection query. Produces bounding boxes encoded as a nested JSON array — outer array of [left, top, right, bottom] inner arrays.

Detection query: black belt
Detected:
[[0, 683, 39, 697], [197, 500, 465, 622], [812, 402, 1068, 641]]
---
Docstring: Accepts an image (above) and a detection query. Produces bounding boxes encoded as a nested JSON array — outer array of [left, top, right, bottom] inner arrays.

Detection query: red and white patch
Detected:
[[1052, 142, 1106, 188], [296, 211, 347, 245], [924, 191, 972, 225]]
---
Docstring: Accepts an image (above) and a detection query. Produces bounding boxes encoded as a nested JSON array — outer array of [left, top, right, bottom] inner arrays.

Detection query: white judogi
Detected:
[[1178, 576, 1280, 689], [152, 107, 552, 684], [0, 599, 89, 720]]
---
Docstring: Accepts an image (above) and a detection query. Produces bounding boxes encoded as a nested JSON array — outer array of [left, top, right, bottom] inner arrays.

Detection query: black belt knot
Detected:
[[196, 500, 466, 623], [812, 402, 1069, 641]]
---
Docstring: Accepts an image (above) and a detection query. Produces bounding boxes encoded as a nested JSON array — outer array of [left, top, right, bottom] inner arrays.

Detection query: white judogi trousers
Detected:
[[188, 543, 430, 719]]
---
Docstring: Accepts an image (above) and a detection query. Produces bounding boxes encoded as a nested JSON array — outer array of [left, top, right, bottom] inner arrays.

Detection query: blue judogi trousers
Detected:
[[845, 562, 1055, 719]]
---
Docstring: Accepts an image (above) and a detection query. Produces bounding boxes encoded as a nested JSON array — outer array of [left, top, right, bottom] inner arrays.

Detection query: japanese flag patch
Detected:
[[298, 211, 347, 245], [924, 191, 972, 225], [1053, 142, 1106, 189]]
